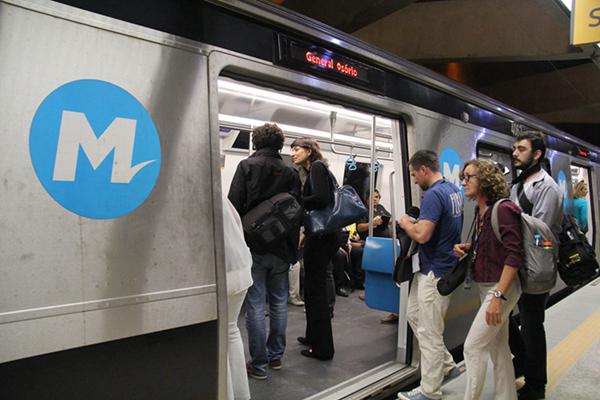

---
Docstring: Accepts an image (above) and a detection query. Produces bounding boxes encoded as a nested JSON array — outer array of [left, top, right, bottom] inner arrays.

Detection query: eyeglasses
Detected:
[[461, 173, 478, 182]]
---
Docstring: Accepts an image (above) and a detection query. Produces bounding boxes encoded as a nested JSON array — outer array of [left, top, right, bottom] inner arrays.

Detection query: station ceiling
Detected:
[[272, 0, 600, 146]]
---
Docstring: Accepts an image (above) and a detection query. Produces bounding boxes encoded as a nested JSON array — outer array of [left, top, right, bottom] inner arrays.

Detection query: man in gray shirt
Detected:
[[509, 130, 562, 400]]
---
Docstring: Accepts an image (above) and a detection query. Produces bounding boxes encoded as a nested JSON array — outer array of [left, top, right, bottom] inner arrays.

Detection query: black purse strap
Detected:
[[517, 182, 534, 215]]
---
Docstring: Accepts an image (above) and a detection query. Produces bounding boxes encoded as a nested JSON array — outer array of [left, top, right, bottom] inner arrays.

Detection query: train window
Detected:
[[476, 142, 515, 182], [570, 164, 595, 246], [343, 160, 379, 202]]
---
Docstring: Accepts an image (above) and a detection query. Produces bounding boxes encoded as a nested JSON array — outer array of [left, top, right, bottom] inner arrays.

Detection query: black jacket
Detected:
[[228, 148, 301, 262]]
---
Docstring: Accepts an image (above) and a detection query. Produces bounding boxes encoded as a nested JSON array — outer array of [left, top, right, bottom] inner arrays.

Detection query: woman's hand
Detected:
[[453, 243, 471, 257], [374, 216, 383, 226], [298, 233, 305, 250], [486, 298, 502, 326]]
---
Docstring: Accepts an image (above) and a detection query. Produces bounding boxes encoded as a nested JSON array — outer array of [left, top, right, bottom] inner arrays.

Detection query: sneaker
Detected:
[[269, 359, 282, 370], [358, 292, 365, 301], [246, 362, 267, 380], [288, 297, 305, 306], [380, 313, 399, 324], [443, 365, 463, 382], [397, 388, 432, 400]]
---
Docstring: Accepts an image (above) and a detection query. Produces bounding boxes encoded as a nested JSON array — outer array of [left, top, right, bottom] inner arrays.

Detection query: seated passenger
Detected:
[[454, 159, 523, 400]]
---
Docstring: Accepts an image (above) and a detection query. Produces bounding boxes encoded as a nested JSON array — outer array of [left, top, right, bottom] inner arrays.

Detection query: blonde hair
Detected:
[[461, 159, 509, 204], [573, 180, 588, 199]]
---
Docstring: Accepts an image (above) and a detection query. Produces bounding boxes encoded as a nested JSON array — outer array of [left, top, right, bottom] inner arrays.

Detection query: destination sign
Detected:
[[275, 35, 385, 93]]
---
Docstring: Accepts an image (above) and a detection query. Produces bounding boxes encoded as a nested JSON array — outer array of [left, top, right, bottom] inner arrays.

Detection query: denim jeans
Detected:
[[244, 252, 289, 375]]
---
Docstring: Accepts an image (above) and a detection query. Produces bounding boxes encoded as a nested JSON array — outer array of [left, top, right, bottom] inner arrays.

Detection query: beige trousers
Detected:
[[463, 282, 521, 400], [407, 271, 456, 399]]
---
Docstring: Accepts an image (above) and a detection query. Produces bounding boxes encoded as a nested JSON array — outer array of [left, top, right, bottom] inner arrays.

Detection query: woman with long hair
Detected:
[[454, 159, 524, 400], [290, 137, 338, 360]]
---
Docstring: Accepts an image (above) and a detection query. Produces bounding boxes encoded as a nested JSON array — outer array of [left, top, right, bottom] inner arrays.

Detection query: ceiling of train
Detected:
[[271, 0, 600, 146]]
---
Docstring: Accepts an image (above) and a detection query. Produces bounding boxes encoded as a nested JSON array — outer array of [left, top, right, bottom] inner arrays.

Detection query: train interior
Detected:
[[217, 77, 409, 399]]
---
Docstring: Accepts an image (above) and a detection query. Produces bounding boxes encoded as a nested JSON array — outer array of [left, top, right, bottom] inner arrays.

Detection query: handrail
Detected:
[[368, 116, 376, 238], [389, 171, 398, 265]]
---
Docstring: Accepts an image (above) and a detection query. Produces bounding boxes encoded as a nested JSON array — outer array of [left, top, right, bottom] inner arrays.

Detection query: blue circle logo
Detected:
[[29, 80, 161, 219], [440, 148, 463, 192]]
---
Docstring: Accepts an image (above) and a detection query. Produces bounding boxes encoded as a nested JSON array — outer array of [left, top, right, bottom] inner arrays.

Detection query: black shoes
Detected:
[[336, 287, 350, 297], [300, 348, 333, 361], [517, 385, 545, 400], [297, 336, 310, 346]]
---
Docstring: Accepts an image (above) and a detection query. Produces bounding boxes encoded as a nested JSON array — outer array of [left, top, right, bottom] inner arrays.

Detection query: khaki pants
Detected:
[[407, 271, 456, 399], [463, 282, 521, 400]]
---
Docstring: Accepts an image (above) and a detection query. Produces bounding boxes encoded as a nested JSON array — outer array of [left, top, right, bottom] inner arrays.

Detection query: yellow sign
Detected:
[[572, 0, 600, 45]]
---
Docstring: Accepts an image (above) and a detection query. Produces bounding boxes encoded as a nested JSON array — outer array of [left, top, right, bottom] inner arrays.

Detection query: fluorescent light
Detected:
[[218, 79, 392, 128], [218, 113, 393, 149]]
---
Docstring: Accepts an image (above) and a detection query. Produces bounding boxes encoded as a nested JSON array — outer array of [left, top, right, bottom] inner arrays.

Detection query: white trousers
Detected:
[[227, 289, 251, 400], [288, 261, 302, 301], [407, 271, 456, 399], [463, 282, 521, 400]]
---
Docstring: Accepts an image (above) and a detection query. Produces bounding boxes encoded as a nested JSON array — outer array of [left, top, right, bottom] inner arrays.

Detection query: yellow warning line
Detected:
[[547, 307, 600, 392]]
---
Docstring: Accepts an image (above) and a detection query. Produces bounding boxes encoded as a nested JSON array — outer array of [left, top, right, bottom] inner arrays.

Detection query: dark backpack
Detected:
[[557, 214, 599, 286], [241, 192, 302, 251]]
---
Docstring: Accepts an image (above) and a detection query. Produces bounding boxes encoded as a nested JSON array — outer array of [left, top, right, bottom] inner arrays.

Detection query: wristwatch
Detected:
[[492, 290, 507, 301]]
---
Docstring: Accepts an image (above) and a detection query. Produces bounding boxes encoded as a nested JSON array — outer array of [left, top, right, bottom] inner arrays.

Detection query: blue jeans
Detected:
[[245, 252, 289, 375]]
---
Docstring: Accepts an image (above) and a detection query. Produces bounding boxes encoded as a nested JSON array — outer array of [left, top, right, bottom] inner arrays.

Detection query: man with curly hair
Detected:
[[397, 150, 464, 400], [509, 131, 562, 400], [228, 123, 301, 380]]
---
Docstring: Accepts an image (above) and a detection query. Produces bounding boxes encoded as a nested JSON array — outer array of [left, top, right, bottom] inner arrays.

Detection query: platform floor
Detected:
[[434, 278, 600, 399], [240, 290, 400, 400]]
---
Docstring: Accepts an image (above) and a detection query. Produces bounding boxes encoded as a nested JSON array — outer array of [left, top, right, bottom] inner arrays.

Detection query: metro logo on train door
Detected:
[[29, 80, 161, 219], [440, 147, 463, 193]]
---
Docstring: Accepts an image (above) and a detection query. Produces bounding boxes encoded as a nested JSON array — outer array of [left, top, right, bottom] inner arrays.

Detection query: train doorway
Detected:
[[216, 76, 410, 400], [570, 164, 595, 246]]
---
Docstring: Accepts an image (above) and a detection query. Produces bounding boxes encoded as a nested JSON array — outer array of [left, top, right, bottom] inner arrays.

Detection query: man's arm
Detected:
[[398, 215, 436, 244]]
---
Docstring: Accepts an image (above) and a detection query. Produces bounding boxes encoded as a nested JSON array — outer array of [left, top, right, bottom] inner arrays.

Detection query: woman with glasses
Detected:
[[454, 159, 524, 400]]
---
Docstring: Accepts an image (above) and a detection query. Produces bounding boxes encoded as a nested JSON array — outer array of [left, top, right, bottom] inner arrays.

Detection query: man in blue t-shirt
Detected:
[[397, 150, 463, 400]]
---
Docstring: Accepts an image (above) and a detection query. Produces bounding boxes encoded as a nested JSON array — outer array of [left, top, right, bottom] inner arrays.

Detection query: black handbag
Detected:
[[436, 217, 476, 296], [393, 240, 418, 284], [304, 167, 367, 235]]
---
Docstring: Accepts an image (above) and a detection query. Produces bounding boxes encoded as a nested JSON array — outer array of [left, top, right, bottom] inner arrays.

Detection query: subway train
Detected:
[[0, 0, 598, 399]]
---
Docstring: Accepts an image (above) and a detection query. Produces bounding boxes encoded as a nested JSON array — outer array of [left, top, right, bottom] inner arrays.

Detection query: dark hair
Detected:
[[515, 130, 546, 160], [461, 159, 509, 204], [366, 189, 380, 198], [408, 150, 440, 172], [290, 137, 326, 165], [252, 123, 285, 151]]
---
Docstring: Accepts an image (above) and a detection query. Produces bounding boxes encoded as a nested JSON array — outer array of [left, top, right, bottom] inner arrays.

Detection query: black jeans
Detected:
[[509, 292, 549, 392]]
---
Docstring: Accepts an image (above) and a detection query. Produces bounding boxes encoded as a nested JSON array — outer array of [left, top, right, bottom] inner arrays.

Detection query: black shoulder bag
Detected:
[[436, 216, 477, 296]]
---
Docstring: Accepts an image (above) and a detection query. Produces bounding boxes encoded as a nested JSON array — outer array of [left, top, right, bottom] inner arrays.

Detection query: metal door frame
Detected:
[[207, 48, 418, 399]]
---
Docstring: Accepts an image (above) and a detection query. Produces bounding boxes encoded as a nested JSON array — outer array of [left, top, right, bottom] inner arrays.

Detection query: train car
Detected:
[[1, 0, 598, 399]]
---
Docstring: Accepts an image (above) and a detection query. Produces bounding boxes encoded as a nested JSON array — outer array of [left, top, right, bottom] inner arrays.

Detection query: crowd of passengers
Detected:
[[222, 123, 563, 400]]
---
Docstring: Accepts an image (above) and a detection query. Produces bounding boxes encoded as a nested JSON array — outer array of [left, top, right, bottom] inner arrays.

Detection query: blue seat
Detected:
[[361, 236, 401, 313]]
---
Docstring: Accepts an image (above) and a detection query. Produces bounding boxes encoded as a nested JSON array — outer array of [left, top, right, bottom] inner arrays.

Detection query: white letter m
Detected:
[[52, 111, 155, 183], [443, 162, 461, 189]]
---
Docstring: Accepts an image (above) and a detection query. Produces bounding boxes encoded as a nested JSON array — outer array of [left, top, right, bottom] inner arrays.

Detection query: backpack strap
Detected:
[[517, 182, 534, 215], [490, 199, 511, 242]]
